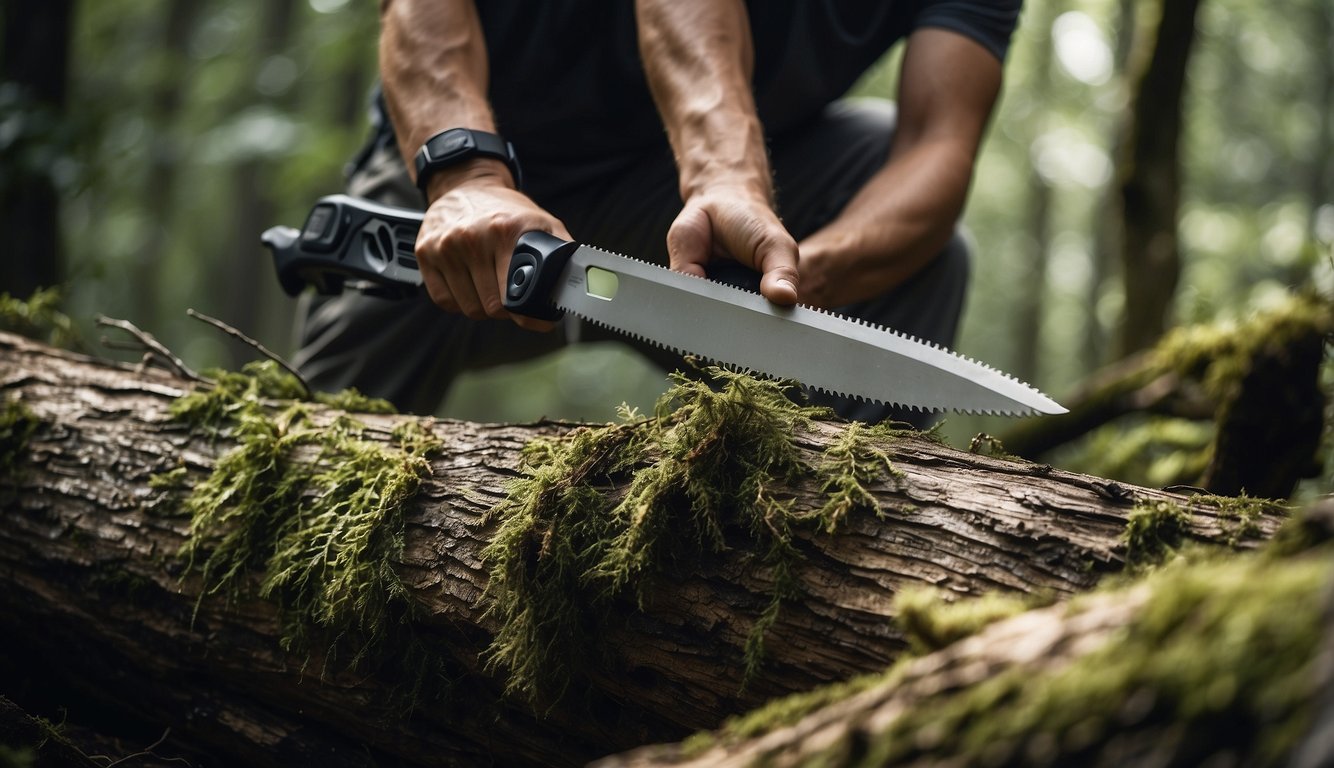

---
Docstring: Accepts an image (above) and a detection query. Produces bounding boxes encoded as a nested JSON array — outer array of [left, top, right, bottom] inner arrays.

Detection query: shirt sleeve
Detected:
[[911, 0, 1024, 61]]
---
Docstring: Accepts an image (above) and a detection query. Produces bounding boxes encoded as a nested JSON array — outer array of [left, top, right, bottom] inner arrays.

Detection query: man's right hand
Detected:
[[414, 159, 570, 332]]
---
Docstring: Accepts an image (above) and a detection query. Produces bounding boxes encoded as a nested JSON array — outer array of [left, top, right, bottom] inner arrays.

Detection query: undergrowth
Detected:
[[482, 368, 903, 703]]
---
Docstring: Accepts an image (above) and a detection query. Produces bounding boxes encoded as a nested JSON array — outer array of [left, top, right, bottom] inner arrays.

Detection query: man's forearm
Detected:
[[379, 0, 512, 195], [799, 28, 1002, 308], [634, 0, 771, 202]]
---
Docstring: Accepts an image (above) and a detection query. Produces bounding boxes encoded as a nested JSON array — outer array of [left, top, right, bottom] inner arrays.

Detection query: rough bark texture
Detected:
[[595, 525, 1334, 768], [0, 332, 1285, 767]]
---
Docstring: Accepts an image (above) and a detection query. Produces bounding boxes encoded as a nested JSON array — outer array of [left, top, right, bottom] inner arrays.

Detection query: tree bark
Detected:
[[594, 506, 1334, 768], [0, 331, 1285, 767]]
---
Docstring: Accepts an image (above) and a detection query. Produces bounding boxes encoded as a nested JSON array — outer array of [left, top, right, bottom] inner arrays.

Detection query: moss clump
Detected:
[[1191, 492, 1288, 547], [1155, 293, 1331, 406], [0, 399, 40, 481], [0, 288, 79, 349], [170, 362, 440, 704], [1123, 499, 1193, 568], [170, 360, 395, 436], [895, 587, 1039, 655], [483, 368, 900, 703]]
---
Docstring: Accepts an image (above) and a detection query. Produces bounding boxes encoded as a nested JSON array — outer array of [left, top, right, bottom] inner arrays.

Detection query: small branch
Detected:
[[186, 309, 311, 400], [96, 316, 204, 383]]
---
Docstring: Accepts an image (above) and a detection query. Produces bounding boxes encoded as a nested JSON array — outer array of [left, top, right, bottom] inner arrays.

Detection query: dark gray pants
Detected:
[[293, 99, 969, 426]]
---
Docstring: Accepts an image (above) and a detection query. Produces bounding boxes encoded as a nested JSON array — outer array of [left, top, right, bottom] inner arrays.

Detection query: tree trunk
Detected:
[[0, 0, 74, 298], [1116, 0, 1203, 357], [0, 331, 1286, 767]]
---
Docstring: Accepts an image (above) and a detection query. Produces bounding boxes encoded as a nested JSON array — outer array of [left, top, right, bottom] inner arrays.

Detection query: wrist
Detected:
[[422, 157, 517, 203]]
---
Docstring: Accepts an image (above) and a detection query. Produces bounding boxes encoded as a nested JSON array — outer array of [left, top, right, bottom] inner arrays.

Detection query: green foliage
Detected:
[[0, 289, 79, 349], [482, 367, 903, 703], [170, 363, 442, 704]]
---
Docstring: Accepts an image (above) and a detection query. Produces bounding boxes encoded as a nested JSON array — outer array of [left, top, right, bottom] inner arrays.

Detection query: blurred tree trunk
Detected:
[[216, 0, 298, 367], [0, 0, 74, 298], [1083, 0, 1137, 373], [133, 0, 206, 333], [1116, 0, 1203, 357], [1013, 0, 1061, 386], [1306, 0, 1332, 248]]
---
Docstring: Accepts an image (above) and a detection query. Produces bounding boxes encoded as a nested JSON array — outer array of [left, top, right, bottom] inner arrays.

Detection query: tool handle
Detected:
[[262, 194, 765, 312]]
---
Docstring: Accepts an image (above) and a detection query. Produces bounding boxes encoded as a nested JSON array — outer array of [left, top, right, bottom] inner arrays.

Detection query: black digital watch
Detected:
[[413, 128, 523, 193]]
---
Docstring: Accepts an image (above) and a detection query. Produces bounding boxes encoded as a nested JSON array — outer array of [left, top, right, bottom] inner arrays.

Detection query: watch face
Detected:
[[430, 129, 476, 162]]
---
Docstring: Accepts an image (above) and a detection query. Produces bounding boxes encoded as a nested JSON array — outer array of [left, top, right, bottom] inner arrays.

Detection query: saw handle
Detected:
[[502, 231, 579, 321], [263, 193, 766, 312]]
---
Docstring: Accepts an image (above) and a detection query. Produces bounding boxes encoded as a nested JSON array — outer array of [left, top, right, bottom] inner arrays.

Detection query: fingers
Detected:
[[668, 192, 800, 305], [415, 185, 567, 331]]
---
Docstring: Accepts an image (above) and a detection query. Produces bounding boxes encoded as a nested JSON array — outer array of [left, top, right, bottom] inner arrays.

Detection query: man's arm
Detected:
[[797, 28, 1003, 309], [634, 0, 799, 305], [379, 0, 566, 329]]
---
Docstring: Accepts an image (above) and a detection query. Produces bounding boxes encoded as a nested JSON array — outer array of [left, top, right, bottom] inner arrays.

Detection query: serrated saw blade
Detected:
[[551, 245, 1065, 416]]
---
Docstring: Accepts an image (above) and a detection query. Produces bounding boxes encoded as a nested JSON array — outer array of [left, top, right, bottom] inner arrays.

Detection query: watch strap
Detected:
[[414, 128, 522, 193]]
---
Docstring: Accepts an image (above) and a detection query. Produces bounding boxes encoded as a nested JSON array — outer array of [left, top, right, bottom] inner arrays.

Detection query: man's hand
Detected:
[[637, 0, 799, 306], [381, 0, 568, 331], [667, 185, 799, 304], [414, 161, 569, 331]]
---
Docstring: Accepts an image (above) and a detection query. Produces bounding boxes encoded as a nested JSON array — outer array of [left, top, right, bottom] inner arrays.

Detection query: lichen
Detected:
[[482, 367, 901, 703], [894, 587, 1040, 655], [167, 362, 441, 705], [0, 398, 40, 482]]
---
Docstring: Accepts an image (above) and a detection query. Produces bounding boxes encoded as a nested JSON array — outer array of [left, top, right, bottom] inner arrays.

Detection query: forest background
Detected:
[[2, 0, 1331, 491]]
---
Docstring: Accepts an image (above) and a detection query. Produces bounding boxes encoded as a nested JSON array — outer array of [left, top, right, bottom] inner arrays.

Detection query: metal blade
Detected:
[[551, 246, 1066, 416]]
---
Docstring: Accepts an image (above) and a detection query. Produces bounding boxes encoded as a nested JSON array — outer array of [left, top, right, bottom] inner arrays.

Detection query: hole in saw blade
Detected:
[[585, 266, 619, 301]]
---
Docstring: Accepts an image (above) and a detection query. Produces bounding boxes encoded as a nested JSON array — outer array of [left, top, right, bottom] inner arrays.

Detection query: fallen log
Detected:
[[594, 506, 1334, 768], [0, 330, 1288, 766]]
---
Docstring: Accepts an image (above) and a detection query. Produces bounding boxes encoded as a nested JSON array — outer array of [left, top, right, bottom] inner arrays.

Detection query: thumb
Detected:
[[756, 237, 800, 305]]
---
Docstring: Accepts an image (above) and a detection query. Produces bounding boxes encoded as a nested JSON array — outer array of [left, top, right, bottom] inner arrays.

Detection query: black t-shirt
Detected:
[[394, 0, 1020, 166]]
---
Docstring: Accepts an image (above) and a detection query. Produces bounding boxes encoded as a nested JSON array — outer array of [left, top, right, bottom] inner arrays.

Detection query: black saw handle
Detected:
[[261, 194, 762, 318]]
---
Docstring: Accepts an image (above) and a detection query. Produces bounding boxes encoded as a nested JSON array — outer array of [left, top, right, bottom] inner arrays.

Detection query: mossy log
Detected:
[[594, 515, 1334, 768], [0, 331, 1288, 767]]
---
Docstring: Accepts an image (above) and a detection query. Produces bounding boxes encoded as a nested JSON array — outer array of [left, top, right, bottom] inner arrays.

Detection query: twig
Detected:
[[96, 316, 204, 383], [97, 727, 194, 767], [186, 308, 311, 400]]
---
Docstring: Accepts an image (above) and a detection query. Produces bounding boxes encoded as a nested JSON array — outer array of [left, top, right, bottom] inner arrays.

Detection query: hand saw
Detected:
[[261, 194, 1065, 417]]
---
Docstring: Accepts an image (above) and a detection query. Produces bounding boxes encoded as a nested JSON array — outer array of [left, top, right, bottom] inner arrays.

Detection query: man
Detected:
[[294, 0, 1021, 424]]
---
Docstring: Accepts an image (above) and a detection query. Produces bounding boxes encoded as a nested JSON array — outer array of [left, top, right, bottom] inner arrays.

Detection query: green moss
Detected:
[[0, 398, 40, 481], [0, 288, 79, 348], [1191, 492, 1288, 547], [1155, 293, 1331, 405], [483, 368, 899, 703], [1123, 499, 1193, 568], [854, 551, 1333, 766], [895, 587, 1039, 655], [700, 547, 1332, 766], [167, 362, 441, 705]]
